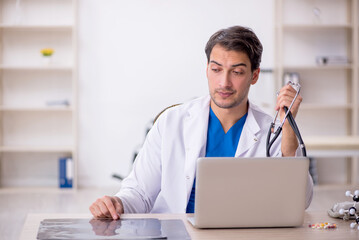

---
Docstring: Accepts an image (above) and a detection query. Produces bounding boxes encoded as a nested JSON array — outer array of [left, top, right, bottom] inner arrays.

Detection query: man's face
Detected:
[[207, 44, 259, 110]]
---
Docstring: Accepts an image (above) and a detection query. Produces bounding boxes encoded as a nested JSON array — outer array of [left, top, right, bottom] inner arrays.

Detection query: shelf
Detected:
[[0, 107, 73, 112], [276, 0, 359, 185], [0, 187, 75, 193], [300, 104, 353, 110], [0, 65, 73, 71], [0, 145, 74, 153], [0, 24, 73, 31], [283, 65, 352, 71], [305, 136, 359, 150], [0, 0, 77, 189], [283, 24, 353, 30], [306, 135, 359, 158]]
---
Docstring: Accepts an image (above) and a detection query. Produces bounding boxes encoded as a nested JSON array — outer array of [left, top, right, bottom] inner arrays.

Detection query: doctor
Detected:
[[90, 26, 313, 219]]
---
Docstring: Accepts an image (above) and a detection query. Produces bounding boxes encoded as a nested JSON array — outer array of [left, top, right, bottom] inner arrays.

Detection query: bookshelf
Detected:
[[275, 0, 359, 185], [0, 0, 77, 189]]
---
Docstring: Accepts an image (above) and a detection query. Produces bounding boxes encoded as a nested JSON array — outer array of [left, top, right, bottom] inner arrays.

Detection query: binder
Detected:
[[59, 157, 73, 188]]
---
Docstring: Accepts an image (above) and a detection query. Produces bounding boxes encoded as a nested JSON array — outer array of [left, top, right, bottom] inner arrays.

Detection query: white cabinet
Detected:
[[0, 0, 77, 189], [275, 0, 359, 185]]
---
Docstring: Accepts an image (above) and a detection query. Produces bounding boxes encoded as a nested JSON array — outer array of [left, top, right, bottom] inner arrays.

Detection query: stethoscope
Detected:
[[266, 81, 307, 157]]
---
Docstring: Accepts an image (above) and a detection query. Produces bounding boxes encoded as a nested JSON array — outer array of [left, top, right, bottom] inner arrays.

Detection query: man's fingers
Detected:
[[278, 95, 300, 109], [89, 205, 97, 217], [89, 196, 124, 220], [276, 88, 293, 110], [90, 196, 114, 219], [103, 197, 119, 220], [276, 86, 302, 111], [90, 204, 104, 218], [97, 199, 114, 218]]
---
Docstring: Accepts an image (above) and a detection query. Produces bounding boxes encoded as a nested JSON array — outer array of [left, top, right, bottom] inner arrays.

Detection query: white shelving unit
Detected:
[[0, 0, 77, 189], [275, 0, 359, 185]]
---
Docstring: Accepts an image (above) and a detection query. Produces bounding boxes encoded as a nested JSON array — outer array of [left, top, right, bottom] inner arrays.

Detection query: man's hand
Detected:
[[275, 84, 302, 120], [276, 84, 302, 156], [89, 196, 124, 220]]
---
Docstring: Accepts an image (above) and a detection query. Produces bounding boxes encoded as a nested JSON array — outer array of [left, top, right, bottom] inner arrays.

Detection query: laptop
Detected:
[[187, 157, 309, 228]]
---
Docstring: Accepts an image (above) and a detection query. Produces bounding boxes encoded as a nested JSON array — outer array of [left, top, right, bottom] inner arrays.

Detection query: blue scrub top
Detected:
[[186, 107, 247, 213]]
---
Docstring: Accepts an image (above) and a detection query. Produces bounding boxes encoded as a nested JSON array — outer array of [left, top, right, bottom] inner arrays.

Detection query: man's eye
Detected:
[[212, 68, 220, 73], [233, 71, 244, 75]]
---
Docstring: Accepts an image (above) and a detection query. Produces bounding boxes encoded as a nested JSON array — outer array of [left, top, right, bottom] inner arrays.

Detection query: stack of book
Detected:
[[316, 56, 349, 65]]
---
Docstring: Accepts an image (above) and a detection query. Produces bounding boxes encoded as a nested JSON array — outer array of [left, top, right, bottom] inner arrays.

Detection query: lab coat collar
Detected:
[[234, 101, 261, 156], [183, 96, 262, 165]]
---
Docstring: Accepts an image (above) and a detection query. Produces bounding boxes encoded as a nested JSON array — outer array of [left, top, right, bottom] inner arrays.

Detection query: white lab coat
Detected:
[[115, 95, 313, 213]]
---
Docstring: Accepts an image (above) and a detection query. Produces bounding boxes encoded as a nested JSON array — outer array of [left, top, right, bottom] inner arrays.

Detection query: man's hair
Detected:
[[205, 26, 263, 71]]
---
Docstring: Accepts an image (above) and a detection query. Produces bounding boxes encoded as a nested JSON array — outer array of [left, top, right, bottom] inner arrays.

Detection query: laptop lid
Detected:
[[189, 157, 309, 228]]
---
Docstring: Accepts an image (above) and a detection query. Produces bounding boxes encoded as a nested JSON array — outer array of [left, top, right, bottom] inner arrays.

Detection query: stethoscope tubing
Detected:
[[266, 106, 306, 157]]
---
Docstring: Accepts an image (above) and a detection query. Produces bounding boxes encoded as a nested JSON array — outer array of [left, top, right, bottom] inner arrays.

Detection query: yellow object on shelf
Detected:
[[40, 48, 54, 57]]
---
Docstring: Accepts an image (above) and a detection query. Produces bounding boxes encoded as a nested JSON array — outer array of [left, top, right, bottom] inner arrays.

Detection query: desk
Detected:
[[20, 211, 359, 240]]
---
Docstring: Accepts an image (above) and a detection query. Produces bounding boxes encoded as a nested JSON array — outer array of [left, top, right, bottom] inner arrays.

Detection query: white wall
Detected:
[[78, 0, 275, 187]]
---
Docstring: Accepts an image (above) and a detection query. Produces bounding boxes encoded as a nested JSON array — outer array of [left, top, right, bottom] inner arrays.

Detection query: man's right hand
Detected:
[[89, 196, 124, 220]]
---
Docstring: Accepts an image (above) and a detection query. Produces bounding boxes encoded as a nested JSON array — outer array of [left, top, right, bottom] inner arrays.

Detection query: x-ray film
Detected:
[[37, 218, 191, 239]]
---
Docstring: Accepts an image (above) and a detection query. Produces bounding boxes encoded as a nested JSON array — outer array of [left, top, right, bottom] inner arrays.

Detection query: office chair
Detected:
[[112, 104, 181, 180]]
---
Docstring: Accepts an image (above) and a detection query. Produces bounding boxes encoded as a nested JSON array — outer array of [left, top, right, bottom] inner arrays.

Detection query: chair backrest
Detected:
[[153, 104, 181, 124]]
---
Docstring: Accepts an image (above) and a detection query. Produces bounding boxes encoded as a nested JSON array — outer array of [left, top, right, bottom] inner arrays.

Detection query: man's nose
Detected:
[[219, 71, 231, 88]]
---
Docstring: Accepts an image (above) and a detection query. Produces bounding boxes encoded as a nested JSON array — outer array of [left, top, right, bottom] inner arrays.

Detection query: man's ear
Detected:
[[251, 68, 260, 85]]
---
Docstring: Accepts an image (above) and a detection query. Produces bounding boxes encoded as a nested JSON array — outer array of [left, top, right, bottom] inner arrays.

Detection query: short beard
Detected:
[[210, 89, 248, 109]]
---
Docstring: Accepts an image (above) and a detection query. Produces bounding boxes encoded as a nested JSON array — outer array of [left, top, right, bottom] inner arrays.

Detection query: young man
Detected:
[[90, 26, 313, 219]]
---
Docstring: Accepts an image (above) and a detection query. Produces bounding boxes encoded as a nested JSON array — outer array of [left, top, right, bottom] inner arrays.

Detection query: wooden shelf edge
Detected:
[[283, 24, 353, 30], [300, 104, 353, 110], [0, 24, 74, 30], [0, 66, 73, 71], [0, 107, 73, 112], [305, 136, 359, 150], [0, 146, 75, 153], [313, 184, 359, 191], [283, 65, 352, 70], [0, 187, 76, 193]]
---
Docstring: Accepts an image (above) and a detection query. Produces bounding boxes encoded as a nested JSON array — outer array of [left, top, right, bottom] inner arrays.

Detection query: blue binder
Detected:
[[59, 157, 73, 188]]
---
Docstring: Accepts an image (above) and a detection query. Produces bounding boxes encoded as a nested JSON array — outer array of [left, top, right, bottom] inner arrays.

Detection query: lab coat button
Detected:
[[254, 137, 258, 142], [186, 176, 190, 180]]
